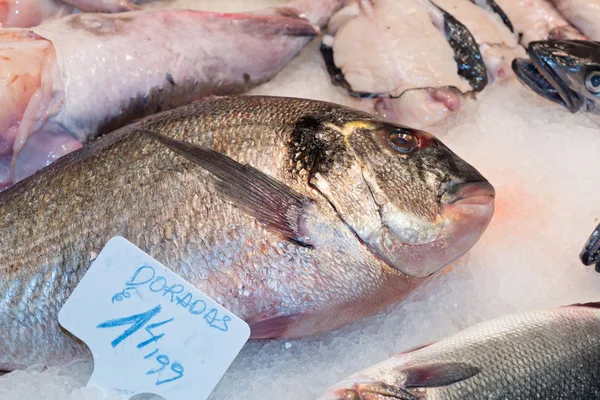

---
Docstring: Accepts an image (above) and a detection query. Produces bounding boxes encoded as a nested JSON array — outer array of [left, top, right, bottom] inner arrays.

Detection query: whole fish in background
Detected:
[[62, 0, 145, 12], [512, 40, 600, 113], [321, 0, 521, 129], [547, 0, 600, 40], [493, 0, 586, 45], [0, 0, 155, 28], [0, 0, 344, 191], [319, 303, 600, 400], [0, 96, 495, 370], [0, 0, 73, 28]]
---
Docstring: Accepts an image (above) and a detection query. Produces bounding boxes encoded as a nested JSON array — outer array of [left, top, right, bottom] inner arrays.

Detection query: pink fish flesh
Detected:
[[0, 4, 343, 190]]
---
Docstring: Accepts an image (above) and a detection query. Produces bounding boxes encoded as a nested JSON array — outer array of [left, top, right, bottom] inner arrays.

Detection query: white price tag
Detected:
[[58, 236, 250, 400]]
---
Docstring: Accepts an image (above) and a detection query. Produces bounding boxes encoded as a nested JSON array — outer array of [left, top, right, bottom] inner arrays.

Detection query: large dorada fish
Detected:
[[0, 96, 495, 370], [0, 0, 344, 191], [319, 303, 600, 400]]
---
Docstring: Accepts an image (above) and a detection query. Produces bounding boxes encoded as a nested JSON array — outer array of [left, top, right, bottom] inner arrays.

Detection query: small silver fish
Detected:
[[319, 303, 600, 399]]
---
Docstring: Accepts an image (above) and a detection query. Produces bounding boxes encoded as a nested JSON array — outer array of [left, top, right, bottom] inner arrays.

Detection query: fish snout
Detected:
[[441, 181, 495, 205], [435, 179, 495, 274]]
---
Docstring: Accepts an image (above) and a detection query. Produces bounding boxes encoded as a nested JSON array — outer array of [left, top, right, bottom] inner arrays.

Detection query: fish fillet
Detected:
[[0, 7, 328, 190]]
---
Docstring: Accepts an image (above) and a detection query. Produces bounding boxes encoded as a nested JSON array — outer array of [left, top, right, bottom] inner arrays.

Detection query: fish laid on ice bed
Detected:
[[546, 0, 600, 40], [0, 0, 73, 28], [513, 40, 600, 114], [494, 0, 586, 45], [0, 0, 343, 191], [2, 79, 600, 400], [318, 303, 600, 399], [0, 96, 494, 370], [321, 0, 525, 129], [0, 0, 161, 28]]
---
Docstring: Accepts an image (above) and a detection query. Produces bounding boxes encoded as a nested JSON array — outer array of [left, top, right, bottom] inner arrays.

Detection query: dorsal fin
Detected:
[[566, 302, 600, 309]]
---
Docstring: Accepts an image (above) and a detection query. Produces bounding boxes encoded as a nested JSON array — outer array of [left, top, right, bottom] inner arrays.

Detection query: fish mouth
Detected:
[[441, 181, 496, 205], [512, 43, 584, 112], [580, 223, 600, 272], [367, 180, 495, 279]]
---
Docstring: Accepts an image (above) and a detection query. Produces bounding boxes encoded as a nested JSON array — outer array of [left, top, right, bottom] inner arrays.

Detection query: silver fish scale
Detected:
[[0, 97, 423, 370], [346, 307, 600, 399]]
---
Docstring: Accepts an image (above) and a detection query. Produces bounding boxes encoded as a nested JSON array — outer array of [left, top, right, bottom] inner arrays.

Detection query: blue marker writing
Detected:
[[97, 305, 162, 348]]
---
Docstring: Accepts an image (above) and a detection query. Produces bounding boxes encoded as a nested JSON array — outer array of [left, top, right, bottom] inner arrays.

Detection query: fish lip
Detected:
[[440, 181, 496, 205], [580, 223, 600, 269], [512, 43, 584, 113]]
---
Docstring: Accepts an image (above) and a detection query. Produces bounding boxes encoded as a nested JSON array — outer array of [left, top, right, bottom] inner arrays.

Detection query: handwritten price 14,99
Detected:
[[97, 304, 184, 386]]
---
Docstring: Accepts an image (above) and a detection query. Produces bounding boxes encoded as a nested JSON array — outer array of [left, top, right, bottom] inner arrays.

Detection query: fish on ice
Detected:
[[0, 0, 155, 28], [320, 0, 523, 129], [0, 0, 344, 191], [319, 303, 600, 399], [0, 96, 495, 370], [546, 0, 600, 40], [493, 0, 587, 46], [512, 40, 600, 113], [0, 0, 73, 28]]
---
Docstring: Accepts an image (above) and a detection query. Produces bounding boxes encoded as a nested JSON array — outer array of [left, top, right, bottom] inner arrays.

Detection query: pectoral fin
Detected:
[[141, 129, 315, 246], [400, 361, 480, 388]]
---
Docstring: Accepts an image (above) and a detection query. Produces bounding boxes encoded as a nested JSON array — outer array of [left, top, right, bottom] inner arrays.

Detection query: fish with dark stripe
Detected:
[[0, 96, 494, 370]]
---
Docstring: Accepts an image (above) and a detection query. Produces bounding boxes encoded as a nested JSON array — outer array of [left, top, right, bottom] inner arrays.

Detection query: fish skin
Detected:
[[0, 96, 494, 370], [432, 0, 525, 84], [61, 0, 141, 12], [257, 0, 346, 29], [512, 40, 600, 114], [319, 303, 600, 400], [546, 0, 600, 40], [493, 0, 586, 46], [0, 0, 73, 28], [320, 0, 500, 128], [1, 5, 327, 190]]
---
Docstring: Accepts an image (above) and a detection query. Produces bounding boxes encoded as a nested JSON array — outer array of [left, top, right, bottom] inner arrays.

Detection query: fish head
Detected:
[[310, 118, 494, 278], [512, 40, 600, 113]]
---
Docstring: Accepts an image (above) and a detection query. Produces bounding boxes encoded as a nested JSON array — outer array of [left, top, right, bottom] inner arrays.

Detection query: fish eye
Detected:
[[585, 71, 600, 94], [387, 129, 418, 153]]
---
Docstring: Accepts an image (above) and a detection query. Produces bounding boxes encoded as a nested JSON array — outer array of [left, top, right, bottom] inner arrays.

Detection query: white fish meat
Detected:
[[494, 0, 586, 45], [0, 0, 73, 28], [322, 0, 519, 128], [0, 1, 343, 191], [547, 0, 600, 40], [432, 0, 525, 83]]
